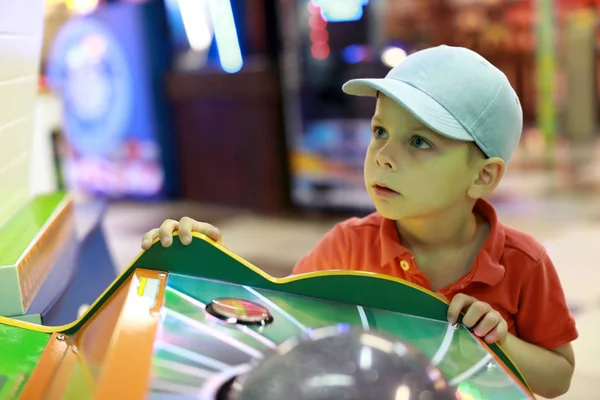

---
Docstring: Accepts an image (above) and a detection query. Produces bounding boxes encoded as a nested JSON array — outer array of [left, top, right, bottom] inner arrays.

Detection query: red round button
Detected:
[[206, 298, 273, 326]]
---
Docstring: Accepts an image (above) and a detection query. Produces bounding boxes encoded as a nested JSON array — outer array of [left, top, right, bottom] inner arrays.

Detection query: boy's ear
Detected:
[[467, 157, 505, 199]]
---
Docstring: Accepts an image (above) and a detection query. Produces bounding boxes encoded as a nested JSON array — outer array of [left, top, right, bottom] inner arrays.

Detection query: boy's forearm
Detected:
[[501, 334, 574, 398]]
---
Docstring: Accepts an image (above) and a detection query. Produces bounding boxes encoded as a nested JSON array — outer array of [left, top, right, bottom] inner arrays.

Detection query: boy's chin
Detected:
[[371, 198, 435, 221], [371, 200, 409, 221]]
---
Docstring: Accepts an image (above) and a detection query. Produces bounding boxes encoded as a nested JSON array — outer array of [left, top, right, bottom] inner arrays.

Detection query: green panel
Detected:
[[369, 309, 480, 378], [162, 288, 273, 352], [0, 268, 22, 317], [167, 274, 484, 379], [168, 275, 313, 344], [131, 236, 527, 387], [153, 356, 208, 389], [138, 238, 450, 321], [0, 325, 50, 400], [0, 191, 68, 266], [65, 234, 526, 393], [65, 235, 452, 336], [153, 274, 531, 399], [255, 289, 365, 329], [457, 363, 530, 400]]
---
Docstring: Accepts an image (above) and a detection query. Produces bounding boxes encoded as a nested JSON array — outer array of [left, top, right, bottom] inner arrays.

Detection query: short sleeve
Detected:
[[516, 252, 578, 349], [291, 222, 351, 275]]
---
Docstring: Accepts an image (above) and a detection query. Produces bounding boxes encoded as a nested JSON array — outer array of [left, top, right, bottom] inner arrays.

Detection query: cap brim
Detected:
[[342, 78, 473, 142]]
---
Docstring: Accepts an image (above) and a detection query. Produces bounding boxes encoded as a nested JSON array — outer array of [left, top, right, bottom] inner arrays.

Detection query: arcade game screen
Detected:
[[46, 2, 177, 199], [0, 234, 534, 400], [279, 0, 534, 211]]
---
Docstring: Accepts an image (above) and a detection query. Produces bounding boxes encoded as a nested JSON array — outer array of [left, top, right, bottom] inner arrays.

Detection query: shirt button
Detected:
[[400, 260, 410, 271]]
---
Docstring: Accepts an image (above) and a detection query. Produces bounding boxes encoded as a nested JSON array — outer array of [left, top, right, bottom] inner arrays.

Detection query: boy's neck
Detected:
[[395, 200, 480, 251]]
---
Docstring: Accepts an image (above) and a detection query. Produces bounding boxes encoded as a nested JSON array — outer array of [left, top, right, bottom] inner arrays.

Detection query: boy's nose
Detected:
[[376, 152, 397, 171]]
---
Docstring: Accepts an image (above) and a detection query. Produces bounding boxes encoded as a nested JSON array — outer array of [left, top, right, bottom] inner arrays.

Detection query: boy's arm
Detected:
[[510, 251, 578, 397], [448, 251, 577, 398], [502, 335, 575, 398], [447, 294, 576, 398]]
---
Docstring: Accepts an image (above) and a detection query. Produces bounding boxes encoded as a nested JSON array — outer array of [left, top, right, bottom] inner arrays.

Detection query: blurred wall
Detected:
[[0, 0, 44, 227]]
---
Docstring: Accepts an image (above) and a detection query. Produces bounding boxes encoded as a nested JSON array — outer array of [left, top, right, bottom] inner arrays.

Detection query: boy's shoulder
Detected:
[[500, 223, 549, 267], [474, 199, 551, 274]]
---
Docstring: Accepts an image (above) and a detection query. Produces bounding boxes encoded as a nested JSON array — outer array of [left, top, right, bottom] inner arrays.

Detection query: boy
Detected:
[[142, 46, 577, 398]]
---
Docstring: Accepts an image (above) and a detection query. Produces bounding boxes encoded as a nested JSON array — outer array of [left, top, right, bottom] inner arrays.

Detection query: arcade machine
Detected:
[[0, 234, 535, 400], [0, 193, 76, 325], [46, 1, 178, 199], [0, 190, 116, 328]]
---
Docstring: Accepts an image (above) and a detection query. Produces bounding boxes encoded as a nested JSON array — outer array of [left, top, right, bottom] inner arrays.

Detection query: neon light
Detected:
[[178, 0, 213, 52], [342, 44, 366, 63], [310, 29, 329, 44], [65, 0, 98, 14], [381, 46, 407, 68], [208, 0, 243, 73], [311, 43, 330, 60], [311, 0, 369, 22], [307, 1, 320, 14], [309, 15, 328, 30], [308, 3, 330, 61]]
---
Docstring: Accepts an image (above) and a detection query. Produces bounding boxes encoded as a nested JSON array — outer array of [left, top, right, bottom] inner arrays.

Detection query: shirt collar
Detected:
[[378, 198, 506, 286]]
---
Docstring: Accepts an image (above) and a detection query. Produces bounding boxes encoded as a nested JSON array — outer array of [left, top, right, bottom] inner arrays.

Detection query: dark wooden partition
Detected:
[[166, 61, 290, 213]]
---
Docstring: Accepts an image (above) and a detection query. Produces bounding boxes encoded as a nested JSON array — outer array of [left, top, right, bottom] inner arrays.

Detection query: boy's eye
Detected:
[[373, 126, 388, 139], [410, 135, 432, 149]]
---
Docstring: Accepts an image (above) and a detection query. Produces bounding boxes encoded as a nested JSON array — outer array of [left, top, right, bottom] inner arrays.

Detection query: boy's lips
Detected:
[[372, 183, 401, 197]]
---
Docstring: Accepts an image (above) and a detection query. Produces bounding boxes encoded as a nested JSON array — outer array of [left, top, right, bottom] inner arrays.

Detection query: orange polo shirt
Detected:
[[292, 199, 578, 350]]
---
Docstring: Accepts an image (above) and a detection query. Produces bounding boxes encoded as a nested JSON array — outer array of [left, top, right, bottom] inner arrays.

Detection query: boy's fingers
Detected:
[[143, 217, 224, 249], [202, 224, 222, 243], [446, 293, 477, 324], [191, 221, 222, 243], [178, 217, 198, 245], [158, 219, 179, 247], [473, 310, 501, 337], [177, 217, 192, 243], [483, 319, 508, 345], [462, 301, 491, 329], [177, 218, 222, 245], [141, 228, 159, 249]]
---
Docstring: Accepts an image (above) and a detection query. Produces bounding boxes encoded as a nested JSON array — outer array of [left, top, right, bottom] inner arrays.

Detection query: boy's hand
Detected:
[[447, 293, 508, 345], [141, 217, 222, 250]]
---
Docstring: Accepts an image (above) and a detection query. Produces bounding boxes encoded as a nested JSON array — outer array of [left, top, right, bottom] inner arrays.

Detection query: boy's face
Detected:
[[364, 94, 488, 221]]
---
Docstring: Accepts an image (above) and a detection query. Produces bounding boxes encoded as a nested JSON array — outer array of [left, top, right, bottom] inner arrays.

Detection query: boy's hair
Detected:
[[468, 142, 488, 162]]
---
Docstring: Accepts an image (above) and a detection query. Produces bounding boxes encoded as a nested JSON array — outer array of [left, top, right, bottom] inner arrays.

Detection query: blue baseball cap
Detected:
[[342, 45, 523, 162]]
